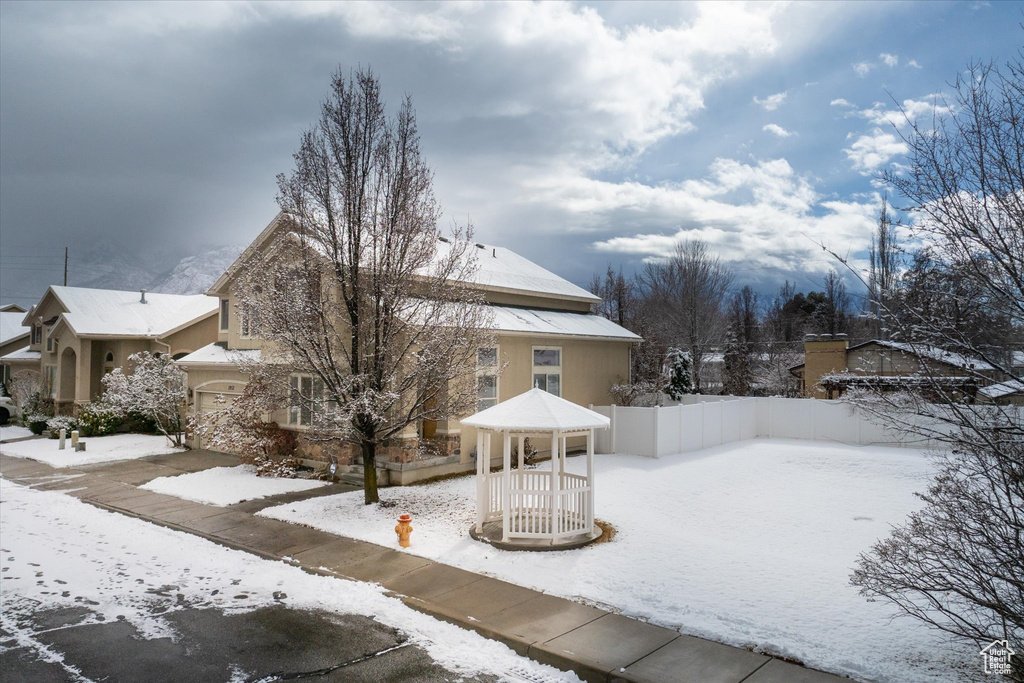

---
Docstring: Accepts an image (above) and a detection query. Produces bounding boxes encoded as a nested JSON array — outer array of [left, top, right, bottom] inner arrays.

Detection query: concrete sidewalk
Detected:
[[0, 452, 846, 683]]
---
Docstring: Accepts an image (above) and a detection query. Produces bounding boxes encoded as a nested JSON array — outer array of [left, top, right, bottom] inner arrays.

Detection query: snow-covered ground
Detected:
[[141, 465, 328, 506], [261, 438, 978, 683], [0, 479, 578, 681], [0, 425, 34, 441], [0, 433, 184, 467]]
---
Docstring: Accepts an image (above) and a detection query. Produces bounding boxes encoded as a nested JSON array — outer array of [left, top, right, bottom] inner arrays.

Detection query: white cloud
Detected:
[[858, 96, 952, 128], [853, 61, 873, 77], [844, 129, 908, 174], [907, 59, 922, 69], [753, 91, 787, 111], [557, 157, 881, 276], [830, 98, 854, 107], [879, 53, 898, 68], [763, 123, 794, 138]]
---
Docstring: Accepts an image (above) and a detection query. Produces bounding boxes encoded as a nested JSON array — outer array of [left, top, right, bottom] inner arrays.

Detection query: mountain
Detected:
[[147, 245, 242, 295]]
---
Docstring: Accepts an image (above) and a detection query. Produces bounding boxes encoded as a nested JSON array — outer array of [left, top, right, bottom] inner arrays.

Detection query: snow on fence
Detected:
[[589, 396, 991, 457]]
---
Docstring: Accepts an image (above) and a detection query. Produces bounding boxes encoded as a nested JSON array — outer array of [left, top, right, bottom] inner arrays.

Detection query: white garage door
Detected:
[[195, 391, 239, 451]]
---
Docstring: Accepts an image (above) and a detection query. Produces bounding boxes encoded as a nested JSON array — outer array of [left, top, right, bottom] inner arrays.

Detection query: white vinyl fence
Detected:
[[589, 396, 1001, 457]]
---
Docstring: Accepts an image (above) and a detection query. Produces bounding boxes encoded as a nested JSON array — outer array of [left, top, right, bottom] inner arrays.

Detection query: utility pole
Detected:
[[63, 247, 68, 286]]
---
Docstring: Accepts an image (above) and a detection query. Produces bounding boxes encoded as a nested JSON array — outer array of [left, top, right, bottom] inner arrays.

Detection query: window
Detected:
[[44, 366, 56, 399], [240, 305, 259, 337], [32, 324, 42, 345], [45, 327, 54, 352], [288, 374, 334, 427], [477, 347, 499, 412], [532, 346, 561, 397], [220, 299, 229, 331]]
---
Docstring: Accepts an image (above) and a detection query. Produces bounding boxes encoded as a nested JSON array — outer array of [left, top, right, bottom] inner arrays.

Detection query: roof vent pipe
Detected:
[[492, 248, 496, 257], [140, 289, 147, 304]]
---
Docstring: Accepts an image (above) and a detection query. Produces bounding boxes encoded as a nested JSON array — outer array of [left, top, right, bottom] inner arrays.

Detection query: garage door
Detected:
[[195, 391, 239, 451]]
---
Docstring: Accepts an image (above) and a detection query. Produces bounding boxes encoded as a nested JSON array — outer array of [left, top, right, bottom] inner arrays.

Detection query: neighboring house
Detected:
[[177, 213, 640, 484], [789, 335, 1001, 400], [8, 286, 219, 414], [0, 304, 30, 384], [978, 379, 1024, 406]]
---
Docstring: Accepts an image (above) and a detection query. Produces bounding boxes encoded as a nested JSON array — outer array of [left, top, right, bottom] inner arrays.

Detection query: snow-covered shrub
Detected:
[[9, 370, 42, 409], [27, 414, 50, 435], [46, 416, 77, 438], [78, 402, 123, 437], [609, 380, 663, 407], [664, 347, 694, 400], [102, 353, 186, 446]]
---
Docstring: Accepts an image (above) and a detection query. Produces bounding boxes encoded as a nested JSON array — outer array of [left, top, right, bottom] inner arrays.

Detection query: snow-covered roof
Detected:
[[461, 387, 610, 432], [175, 342, 261, 366], [46, 286, 218, 338], [491, 306, 639, 341], [433, 239, 598, 303], [0, 311, 30, 346], [867, 340, 995, 372], [979, 379, 1024, 399], [0, 346, 40, 362]]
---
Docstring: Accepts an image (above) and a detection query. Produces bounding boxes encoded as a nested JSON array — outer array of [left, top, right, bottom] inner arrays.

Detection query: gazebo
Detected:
[[461, 388, 609, 549]]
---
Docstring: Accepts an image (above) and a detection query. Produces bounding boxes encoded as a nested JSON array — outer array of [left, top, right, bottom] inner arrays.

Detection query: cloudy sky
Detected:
[[1, 1, 1020, 307]]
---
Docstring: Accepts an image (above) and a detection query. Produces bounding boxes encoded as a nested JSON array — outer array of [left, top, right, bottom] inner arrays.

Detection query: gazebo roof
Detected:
[[461, 388, 610, 432]]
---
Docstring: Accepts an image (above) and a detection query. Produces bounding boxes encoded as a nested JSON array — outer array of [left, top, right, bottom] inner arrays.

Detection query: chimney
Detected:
[[140, 289, 147, 304], [802, 333, 850, 399]]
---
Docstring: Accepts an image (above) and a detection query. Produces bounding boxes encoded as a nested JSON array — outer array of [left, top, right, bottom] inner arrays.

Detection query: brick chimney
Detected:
[[803, 334, 849, 398]]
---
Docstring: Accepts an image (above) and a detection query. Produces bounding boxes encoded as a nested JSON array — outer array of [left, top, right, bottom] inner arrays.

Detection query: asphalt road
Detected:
[[1, 602, 494, 682]]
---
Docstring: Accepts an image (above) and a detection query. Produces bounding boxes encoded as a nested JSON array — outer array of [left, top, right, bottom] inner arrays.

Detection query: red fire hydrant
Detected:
[[395, 514, 413, 548]]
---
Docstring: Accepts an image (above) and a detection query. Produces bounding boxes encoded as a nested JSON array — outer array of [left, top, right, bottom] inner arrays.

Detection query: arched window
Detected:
[[104, 351, 115, 374]]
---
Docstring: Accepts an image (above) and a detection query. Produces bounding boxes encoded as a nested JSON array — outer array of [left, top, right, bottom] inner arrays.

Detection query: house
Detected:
[[789, 335, 1001, 400], [0, 304, 31, 384], [7, 286, 219, 414], [978, 379, 1024, 406], [177, 213, 640, 484]]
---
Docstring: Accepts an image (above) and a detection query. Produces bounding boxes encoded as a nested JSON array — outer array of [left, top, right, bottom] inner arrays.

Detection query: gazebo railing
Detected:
[[486, 470, 591, 539]]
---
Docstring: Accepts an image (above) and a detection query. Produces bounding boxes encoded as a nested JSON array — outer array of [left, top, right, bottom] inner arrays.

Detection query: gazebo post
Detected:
[[586, 428, 595, 533], [476, 430, 486, 533], [501, 429, 512, 542], [549, 430, 559, 539], [517, 434, 524, 470]]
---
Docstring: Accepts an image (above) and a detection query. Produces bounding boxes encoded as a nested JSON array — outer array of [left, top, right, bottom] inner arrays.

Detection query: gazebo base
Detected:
[[469, 521, 603, 552]]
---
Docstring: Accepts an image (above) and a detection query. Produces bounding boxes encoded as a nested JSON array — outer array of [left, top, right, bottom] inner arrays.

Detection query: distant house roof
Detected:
[[0, 304, 26, 313], [0, 346, 41, 362], [978, 379, 1024, 400], [789, 339, 996, 373], [0, 311, 30, 346], [490, 305, 639, 341], [461, 387, 610, 432], [42, 286, 218, 338], [175, 342, 260, 366]]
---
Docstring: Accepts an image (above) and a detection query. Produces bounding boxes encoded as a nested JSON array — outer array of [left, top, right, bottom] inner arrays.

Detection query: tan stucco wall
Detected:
[[802, 340, 848, 398], [163, 314, 219, 358]]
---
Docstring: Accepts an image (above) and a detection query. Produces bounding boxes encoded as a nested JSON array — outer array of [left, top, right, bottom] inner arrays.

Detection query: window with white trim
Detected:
[[288, 374, 335, 427], [240, 305, 259, 337], [476, 347, 499, 412], [532, 346, 561, 397], [220, 299, 229, 331], [32, 325, 42, 345], [45, 326, 54, 352]]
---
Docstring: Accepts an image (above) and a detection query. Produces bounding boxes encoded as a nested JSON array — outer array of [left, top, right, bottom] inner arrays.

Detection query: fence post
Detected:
[[679, 403, 685, 453], [653, 405, 660, 458], [701, 401, 706, 449], [610, 404, 617, 454]]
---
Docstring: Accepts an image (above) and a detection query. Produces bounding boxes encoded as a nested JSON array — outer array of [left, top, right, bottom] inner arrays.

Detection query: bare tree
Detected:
[[236, 68, 494, 504], [102, 352, 187, 447], [638, 240, 733, 393], [867, 195, 900, 339], [589, 264, 633, 327], [810, 269, 850, 336], [841, 56, 1024, 673]]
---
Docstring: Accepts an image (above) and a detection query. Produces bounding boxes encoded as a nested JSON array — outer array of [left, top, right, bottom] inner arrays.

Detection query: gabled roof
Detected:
[[208, 212, 599, 304], [37, 286, 218, 338], [490, 305, 639, 341], [789, 339, 996, 372], [0, 304, 26, 313], [461, 387, 610, 432], [0, 311, 30, 346], [978, 379, 1024, 400]]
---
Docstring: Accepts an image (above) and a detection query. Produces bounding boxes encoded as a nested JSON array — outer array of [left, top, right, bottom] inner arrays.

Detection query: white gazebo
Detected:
[[461, 388, 609, 549]]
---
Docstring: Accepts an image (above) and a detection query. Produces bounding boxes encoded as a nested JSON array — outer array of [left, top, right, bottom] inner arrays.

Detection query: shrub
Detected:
[[78, 403, 123, 437], [46, 416, 78, 438], [123, 411, 158, 434], [27, 414, 50, 435]]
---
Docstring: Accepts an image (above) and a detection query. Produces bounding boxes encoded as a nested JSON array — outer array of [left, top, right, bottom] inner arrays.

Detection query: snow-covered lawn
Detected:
[[141, 465, 328, 506], [260, 438, 976, 683], [0, 479, 578, 681], [0, 433, 184, 467], [0, 425, 34, 441]]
